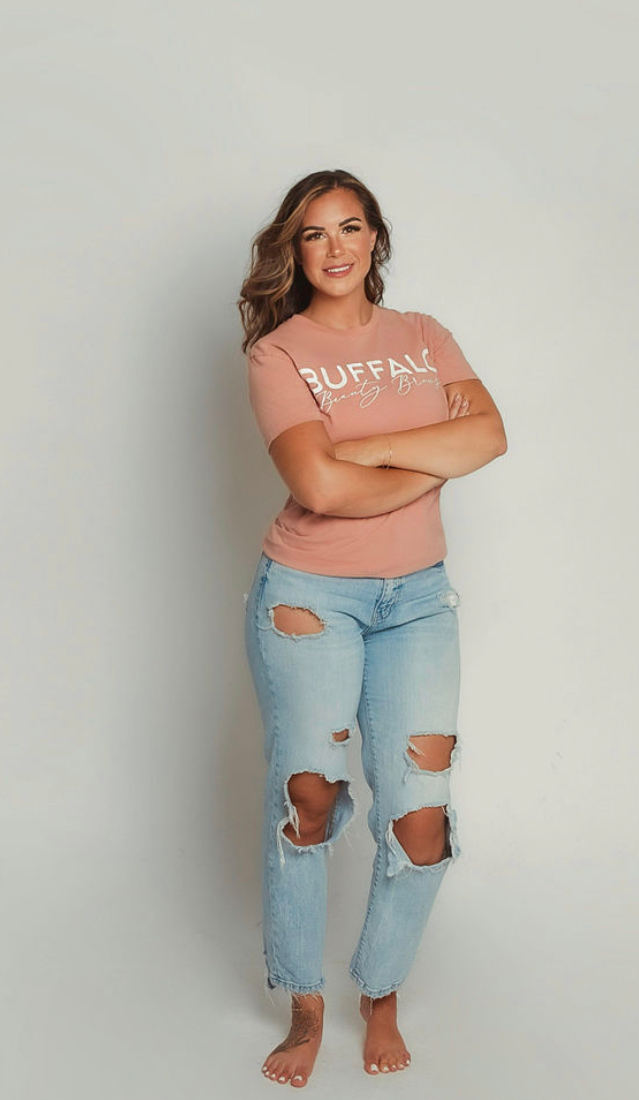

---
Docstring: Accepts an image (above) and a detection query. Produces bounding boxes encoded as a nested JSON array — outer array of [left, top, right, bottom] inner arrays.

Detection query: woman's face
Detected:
[[296, 188, 377, 300]]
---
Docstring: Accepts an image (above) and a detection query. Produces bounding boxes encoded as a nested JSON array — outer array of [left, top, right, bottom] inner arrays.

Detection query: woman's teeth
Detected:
[[325, 264, 353, 275]]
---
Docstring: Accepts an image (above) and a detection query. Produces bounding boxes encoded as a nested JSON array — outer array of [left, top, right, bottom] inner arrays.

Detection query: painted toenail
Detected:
[[369, 1064, 378, 1072], [279, 1076, 286, 1082], [381, 1066, 390, 1072]]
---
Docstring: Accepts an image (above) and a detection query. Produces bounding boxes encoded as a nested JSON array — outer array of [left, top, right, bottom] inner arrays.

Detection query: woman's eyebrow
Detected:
[[301, 216, 362, 232]]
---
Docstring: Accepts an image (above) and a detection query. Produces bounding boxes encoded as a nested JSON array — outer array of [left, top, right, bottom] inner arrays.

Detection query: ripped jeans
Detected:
[[243, 551, 463, 1000]]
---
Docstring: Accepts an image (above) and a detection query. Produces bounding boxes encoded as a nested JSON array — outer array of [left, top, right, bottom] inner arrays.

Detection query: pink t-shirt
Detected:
[[246, 304, 480, 578]]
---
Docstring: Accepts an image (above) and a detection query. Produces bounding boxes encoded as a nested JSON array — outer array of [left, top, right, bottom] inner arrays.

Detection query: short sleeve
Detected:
[[420, 314, 481, 385], [246, 341, 324, 451]]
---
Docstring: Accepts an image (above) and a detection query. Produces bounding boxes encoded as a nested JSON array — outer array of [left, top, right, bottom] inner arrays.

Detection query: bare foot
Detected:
[[359, 991, 411, 1075], [261, 992, 324, 1087]]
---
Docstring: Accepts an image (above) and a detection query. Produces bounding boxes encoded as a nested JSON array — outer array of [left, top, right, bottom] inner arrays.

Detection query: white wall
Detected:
[[2, 2, 637, 1098]]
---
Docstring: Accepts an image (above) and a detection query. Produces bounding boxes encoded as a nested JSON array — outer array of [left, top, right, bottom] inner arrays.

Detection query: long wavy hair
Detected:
[[237, 169, 392, 353]]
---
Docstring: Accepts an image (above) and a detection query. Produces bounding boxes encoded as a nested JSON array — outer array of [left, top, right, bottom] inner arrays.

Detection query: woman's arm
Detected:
[[335, 380, 507, 479], [319, 463, 447, 518], [267, 384, 482, 519], [268, 422, 447, 518]]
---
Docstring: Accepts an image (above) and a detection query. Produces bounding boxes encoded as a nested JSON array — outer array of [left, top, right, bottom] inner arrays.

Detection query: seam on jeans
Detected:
[[350, 648, 383, 974], [255, 556, 287, 980]]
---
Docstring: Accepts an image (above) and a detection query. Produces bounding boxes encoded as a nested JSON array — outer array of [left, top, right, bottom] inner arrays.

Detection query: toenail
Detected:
[[278, 1076, 286, 1082], [369, 1064, 378, 1072], [293, 1076, 304, 1082], [381, 1066, 390, 1072]]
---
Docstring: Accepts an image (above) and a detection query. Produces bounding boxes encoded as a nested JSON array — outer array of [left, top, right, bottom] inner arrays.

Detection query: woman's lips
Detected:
[[323, 263, 353, 278]]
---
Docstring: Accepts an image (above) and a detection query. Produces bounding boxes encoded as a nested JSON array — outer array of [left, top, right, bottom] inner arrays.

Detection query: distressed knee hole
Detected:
[[407, 733, 457, 773], [277, 769, 357, 867], [283, 771, 342, 846], [270, 604, 325, 637], [331, 728, 350, 743], [390, 804, 451, 866]]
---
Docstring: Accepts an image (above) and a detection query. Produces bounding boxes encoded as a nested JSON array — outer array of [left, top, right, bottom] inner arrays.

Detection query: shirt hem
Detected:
[[260, 539, 448, 579]]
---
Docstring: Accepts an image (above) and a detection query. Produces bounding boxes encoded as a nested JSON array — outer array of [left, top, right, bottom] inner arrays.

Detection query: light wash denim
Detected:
[[243, 551, 463, 1000]]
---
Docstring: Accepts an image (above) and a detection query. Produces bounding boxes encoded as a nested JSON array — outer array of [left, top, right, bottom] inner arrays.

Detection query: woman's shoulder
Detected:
[[377, 304, 430, 336], [247, 314, 302, 361]]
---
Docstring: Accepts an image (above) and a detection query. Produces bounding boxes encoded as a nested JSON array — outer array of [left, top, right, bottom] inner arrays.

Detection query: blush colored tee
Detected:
[[246, 304, 480, 578]]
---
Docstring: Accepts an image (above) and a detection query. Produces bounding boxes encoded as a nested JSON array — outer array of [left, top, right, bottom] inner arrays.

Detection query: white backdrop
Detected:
[[2, 2, 637, 1098]]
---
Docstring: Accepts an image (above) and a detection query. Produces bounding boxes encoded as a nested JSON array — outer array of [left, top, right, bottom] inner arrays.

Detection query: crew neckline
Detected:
[[292, 303, 381, 335]]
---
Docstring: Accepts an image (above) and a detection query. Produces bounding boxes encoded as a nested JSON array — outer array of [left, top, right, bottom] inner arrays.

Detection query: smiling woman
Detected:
[[237, 168, 507, 1086]]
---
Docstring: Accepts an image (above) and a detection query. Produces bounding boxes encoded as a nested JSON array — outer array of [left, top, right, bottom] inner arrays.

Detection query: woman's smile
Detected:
[[323, 263, 354, 277]]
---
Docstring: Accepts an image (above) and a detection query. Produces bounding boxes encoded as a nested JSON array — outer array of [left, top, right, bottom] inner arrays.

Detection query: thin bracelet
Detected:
[[384, 435, 392, 468]]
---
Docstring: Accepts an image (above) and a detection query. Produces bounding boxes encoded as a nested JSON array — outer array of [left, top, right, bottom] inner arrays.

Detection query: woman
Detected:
[[238, 169, 507, 1087]]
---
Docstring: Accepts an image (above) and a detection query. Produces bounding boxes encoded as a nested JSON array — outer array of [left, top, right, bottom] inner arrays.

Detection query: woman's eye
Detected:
[[302, 225, 362, 243]]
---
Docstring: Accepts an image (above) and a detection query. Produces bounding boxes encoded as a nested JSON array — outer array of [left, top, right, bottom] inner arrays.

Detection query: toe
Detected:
[[291, 1073, 307, 1088]]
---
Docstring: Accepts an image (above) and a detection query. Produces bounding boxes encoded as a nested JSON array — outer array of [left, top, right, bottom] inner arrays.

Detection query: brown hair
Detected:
[[237, 169, 392, 353]]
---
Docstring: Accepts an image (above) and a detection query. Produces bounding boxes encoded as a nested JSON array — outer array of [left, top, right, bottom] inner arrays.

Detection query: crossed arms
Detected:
[[267, 378, 507, 519]]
